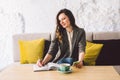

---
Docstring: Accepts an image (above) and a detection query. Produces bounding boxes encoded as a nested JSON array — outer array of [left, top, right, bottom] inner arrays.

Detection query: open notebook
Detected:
[[33, 62, 60, 72]]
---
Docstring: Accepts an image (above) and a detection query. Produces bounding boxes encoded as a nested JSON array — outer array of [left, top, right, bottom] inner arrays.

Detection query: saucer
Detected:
[[57, 68, 72, 74]]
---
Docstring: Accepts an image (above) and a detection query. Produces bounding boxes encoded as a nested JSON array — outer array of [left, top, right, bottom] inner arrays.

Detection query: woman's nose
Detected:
[[61, 21, 64, 24]]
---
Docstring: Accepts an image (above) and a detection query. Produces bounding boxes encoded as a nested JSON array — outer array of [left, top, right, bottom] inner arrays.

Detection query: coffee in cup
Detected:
[[59, 63, 70, 71]]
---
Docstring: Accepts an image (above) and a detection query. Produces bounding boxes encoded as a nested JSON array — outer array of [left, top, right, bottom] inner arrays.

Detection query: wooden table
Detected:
[[0, 64, 120, 80]]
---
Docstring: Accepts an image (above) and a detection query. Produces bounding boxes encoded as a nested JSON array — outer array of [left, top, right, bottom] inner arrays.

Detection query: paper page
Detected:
[[47, 62, 60, 70], [33, 65, 49, 72], [33, 62, 60, 72]]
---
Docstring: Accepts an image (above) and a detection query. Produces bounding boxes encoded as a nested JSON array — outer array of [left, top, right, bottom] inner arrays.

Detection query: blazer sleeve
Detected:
[[78, 29, 86, 53], [47, 33, 59, 57]]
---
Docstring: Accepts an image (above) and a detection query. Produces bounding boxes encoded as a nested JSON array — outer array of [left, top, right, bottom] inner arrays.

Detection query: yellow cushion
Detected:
[[84, 41, 103, 65], [19, 38, 45, 64]]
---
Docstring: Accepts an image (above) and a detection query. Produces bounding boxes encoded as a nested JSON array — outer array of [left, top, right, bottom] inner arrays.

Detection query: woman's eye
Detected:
[[63, 18, 65, 20], [59, 17, 66, 22]]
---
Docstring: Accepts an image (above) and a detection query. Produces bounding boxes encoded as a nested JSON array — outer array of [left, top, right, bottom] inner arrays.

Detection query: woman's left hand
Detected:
[[73, 61, 83, 68]]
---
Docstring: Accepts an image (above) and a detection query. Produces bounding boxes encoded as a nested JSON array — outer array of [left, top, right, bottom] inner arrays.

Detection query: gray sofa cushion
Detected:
[[86, 32, 93, 41], [93, 31, 120, 40]]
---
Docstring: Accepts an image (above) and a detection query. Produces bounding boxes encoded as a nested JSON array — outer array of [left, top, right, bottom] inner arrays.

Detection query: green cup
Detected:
[[59, 63, 70, 71]]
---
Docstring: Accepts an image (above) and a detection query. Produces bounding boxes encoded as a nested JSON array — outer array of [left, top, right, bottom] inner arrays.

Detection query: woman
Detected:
[[37, 8, 86, 68]]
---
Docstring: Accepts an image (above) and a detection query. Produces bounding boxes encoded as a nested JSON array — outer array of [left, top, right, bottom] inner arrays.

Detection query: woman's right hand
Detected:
[[36, 59, 44, 67], [36, 54, 52, 67]]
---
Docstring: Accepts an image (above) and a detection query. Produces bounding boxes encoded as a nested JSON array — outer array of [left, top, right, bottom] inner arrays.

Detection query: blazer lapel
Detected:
[[72, 28, 78, 52], [61, 31, 69, 52]]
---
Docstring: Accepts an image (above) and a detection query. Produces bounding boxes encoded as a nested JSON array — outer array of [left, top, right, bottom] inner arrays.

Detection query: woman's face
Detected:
[[58, 13, 71, 28]]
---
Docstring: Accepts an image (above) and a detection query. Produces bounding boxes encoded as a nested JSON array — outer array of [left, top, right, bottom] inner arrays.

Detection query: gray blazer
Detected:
[[48, 26, 86, 62]]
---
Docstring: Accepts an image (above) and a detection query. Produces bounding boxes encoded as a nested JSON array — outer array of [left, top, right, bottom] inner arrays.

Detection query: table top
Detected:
[[0, 63, 120, 80]]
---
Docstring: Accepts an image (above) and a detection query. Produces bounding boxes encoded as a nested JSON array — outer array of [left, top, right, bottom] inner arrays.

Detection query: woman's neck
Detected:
[[66, 26, 73, 33]]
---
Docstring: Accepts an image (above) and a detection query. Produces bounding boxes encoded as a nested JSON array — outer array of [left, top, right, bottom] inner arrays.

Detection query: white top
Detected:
[[66, 30, 73, 57]]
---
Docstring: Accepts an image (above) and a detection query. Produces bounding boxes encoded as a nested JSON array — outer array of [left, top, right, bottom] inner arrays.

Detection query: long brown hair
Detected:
[[56, 8, 76, 43]]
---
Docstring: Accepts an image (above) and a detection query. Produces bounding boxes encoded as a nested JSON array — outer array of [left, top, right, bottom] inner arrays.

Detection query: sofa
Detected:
[[13, 31, 120, 65]]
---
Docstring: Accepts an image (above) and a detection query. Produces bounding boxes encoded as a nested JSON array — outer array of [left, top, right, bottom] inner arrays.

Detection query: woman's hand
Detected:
[[36, 59, 44, 67], [73, 61, 83, 68], [36, 54, 52, 67]]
